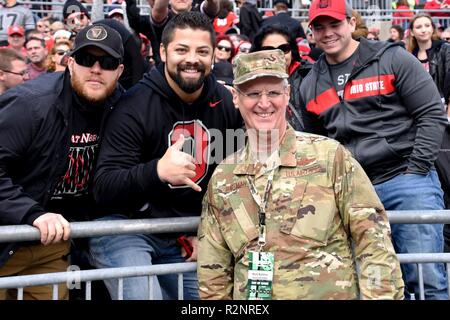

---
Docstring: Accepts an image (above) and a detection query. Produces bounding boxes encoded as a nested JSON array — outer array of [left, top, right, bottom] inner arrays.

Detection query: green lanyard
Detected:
[[247, 171, 274, 251]]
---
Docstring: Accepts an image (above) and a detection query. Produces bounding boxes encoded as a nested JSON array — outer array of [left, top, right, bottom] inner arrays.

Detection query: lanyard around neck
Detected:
[[247, 170, 274, 250]]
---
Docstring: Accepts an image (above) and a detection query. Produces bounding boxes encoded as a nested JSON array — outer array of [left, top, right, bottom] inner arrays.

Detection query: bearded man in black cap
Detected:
[[0, 24, 124, 300]]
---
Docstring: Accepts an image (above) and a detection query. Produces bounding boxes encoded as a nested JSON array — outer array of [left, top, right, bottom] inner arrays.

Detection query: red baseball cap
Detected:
[[8, 25, 25, 37], [309, 0, 353, 25]]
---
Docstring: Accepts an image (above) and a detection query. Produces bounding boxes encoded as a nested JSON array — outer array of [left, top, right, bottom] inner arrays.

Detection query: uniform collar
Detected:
[[233, 124, 297, 177]]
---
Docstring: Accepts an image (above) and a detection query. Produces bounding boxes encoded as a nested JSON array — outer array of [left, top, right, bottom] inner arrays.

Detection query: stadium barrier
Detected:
[[0, 211, 450, 300]]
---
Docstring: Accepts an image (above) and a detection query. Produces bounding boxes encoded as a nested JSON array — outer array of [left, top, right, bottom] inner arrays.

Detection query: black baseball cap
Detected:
[[71, 24, 124, 61]]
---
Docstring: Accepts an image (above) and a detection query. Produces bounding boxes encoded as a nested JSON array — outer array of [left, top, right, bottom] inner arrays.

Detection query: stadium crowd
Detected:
[[0, 0, 450, 301]]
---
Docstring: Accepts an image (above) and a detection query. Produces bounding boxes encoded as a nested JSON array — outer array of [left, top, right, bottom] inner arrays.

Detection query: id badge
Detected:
[[247, 251, 274, 300]]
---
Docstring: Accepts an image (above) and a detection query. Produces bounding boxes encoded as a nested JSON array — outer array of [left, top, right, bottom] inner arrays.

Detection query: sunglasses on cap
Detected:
[[260, 43, 291, 54], [217, 45, 232, 52], [74, 52, 121, 70]]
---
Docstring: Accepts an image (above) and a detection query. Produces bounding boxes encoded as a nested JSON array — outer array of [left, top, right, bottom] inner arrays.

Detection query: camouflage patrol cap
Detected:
[[232, 49, 288, 85]]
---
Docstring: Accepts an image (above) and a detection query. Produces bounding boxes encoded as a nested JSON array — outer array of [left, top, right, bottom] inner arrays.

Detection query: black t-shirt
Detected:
[[328, 48, 359, 98], [47, 94, 104, 221]]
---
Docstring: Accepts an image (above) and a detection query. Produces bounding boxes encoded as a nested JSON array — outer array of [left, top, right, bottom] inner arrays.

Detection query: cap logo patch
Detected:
[[264, 54, 277, 64], [86, 26, 107, 41], [319, 0, 330, 8]]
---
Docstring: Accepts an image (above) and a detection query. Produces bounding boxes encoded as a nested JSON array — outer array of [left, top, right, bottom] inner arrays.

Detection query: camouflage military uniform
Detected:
[[198, 125, 404, 300]]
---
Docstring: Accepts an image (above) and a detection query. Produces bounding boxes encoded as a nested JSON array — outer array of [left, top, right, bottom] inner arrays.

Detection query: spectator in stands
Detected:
[[407, 13, 450, 113], [213, 0, 238, 35], [393, 0, 414, 29], [251, 24, 312, 131], [0, 48, 28, 95], [389, 25, 406, 44], [26, 37, 49, 80], [0, 0, 35, 46], [107, 8, 125, 24], [0, 24, 124, 300], [441, 27, 450, 42], [53, 29, 72, 42], [228, 32, 248, 54], [236, 39, 251, 54], [262, 0, 306, 40], [27, 29, 54, 51], [367, 31, 379, 40], [238, 0, 261, 42], [424, 0, 450, 21], [124, 0, 220, 66], [300, 0, 448, 300], [63, 0, 91, 35], [305, 26, 324, 61], [93, 19, 146, 90], [215, 34, 235, 63], [1, 26, 27, 58], [198, 49, 404, 300], [351, 9, 368, 39], [46, 39, 72, 72], [89, 12, 242, 300], [36, 17, 52, 39], [50, 21, 66, 34]]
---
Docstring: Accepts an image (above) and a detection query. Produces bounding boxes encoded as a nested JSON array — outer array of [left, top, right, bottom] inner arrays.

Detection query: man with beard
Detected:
[[90, 11, 243, 300], [0, 24, 124, 300]]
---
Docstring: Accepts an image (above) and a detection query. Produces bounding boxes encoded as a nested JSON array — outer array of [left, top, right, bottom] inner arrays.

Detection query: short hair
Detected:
[[0, 48, 26, 71], [26, 30, 45, 41], [25, 37, 46, 49], [161, 11, 216, 49]]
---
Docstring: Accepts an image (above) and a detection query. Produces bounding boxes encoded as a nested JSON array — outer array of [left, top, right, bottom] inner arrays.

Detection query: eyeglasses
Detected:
[[1, 68, 28, 77], [235, 86, 287, 101], [444, 37, 450, 41], [217, 45, 232, 52], [239, 47, 251, 53], [260, 43, 291, 54], [74, 52, 121, 70], [55, 50, 68, 56]]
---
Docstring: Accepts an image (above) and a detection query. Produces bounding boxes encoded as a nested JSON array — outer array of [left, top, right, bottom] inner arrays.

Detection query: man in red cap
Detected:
[[300, 0, 448, 300], [0, 26, 27, 58]]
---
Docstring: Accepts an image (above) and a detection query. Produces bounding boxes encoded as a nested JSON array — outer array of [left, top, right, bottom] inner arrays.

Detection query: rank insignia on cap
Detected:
[[86, 26, 107, 41]]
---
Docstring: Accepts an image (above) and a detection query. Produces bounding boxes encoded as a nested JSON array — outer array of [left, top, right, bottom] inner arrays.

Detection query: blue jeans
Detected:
[[374, 170, 448, 300], [88, 214, 199, 300]]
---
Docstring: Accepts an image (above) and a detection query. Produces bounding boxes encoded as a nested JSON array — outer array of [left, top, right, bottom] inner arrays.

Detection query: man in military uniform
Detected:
[[197, 49, 404, 300]]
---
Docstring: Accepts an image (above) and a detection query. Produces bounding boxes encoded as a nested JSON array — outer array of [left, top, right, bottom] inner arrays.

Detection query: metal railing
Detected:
[[16, 1, 450, 25], [1, 211, 450, 300]]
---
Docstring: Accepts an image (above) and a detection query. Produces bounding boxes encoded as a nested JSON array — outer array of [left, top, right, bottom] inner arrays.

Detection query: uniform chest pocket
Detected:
[[219, 193, 259, 257], [278, 181, 336, 246]]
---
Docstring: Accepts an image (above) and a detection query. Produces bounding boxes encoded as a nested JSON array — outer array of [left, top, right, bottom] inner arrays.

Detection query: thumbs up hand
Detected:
[[157, 134, 202, 192]]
